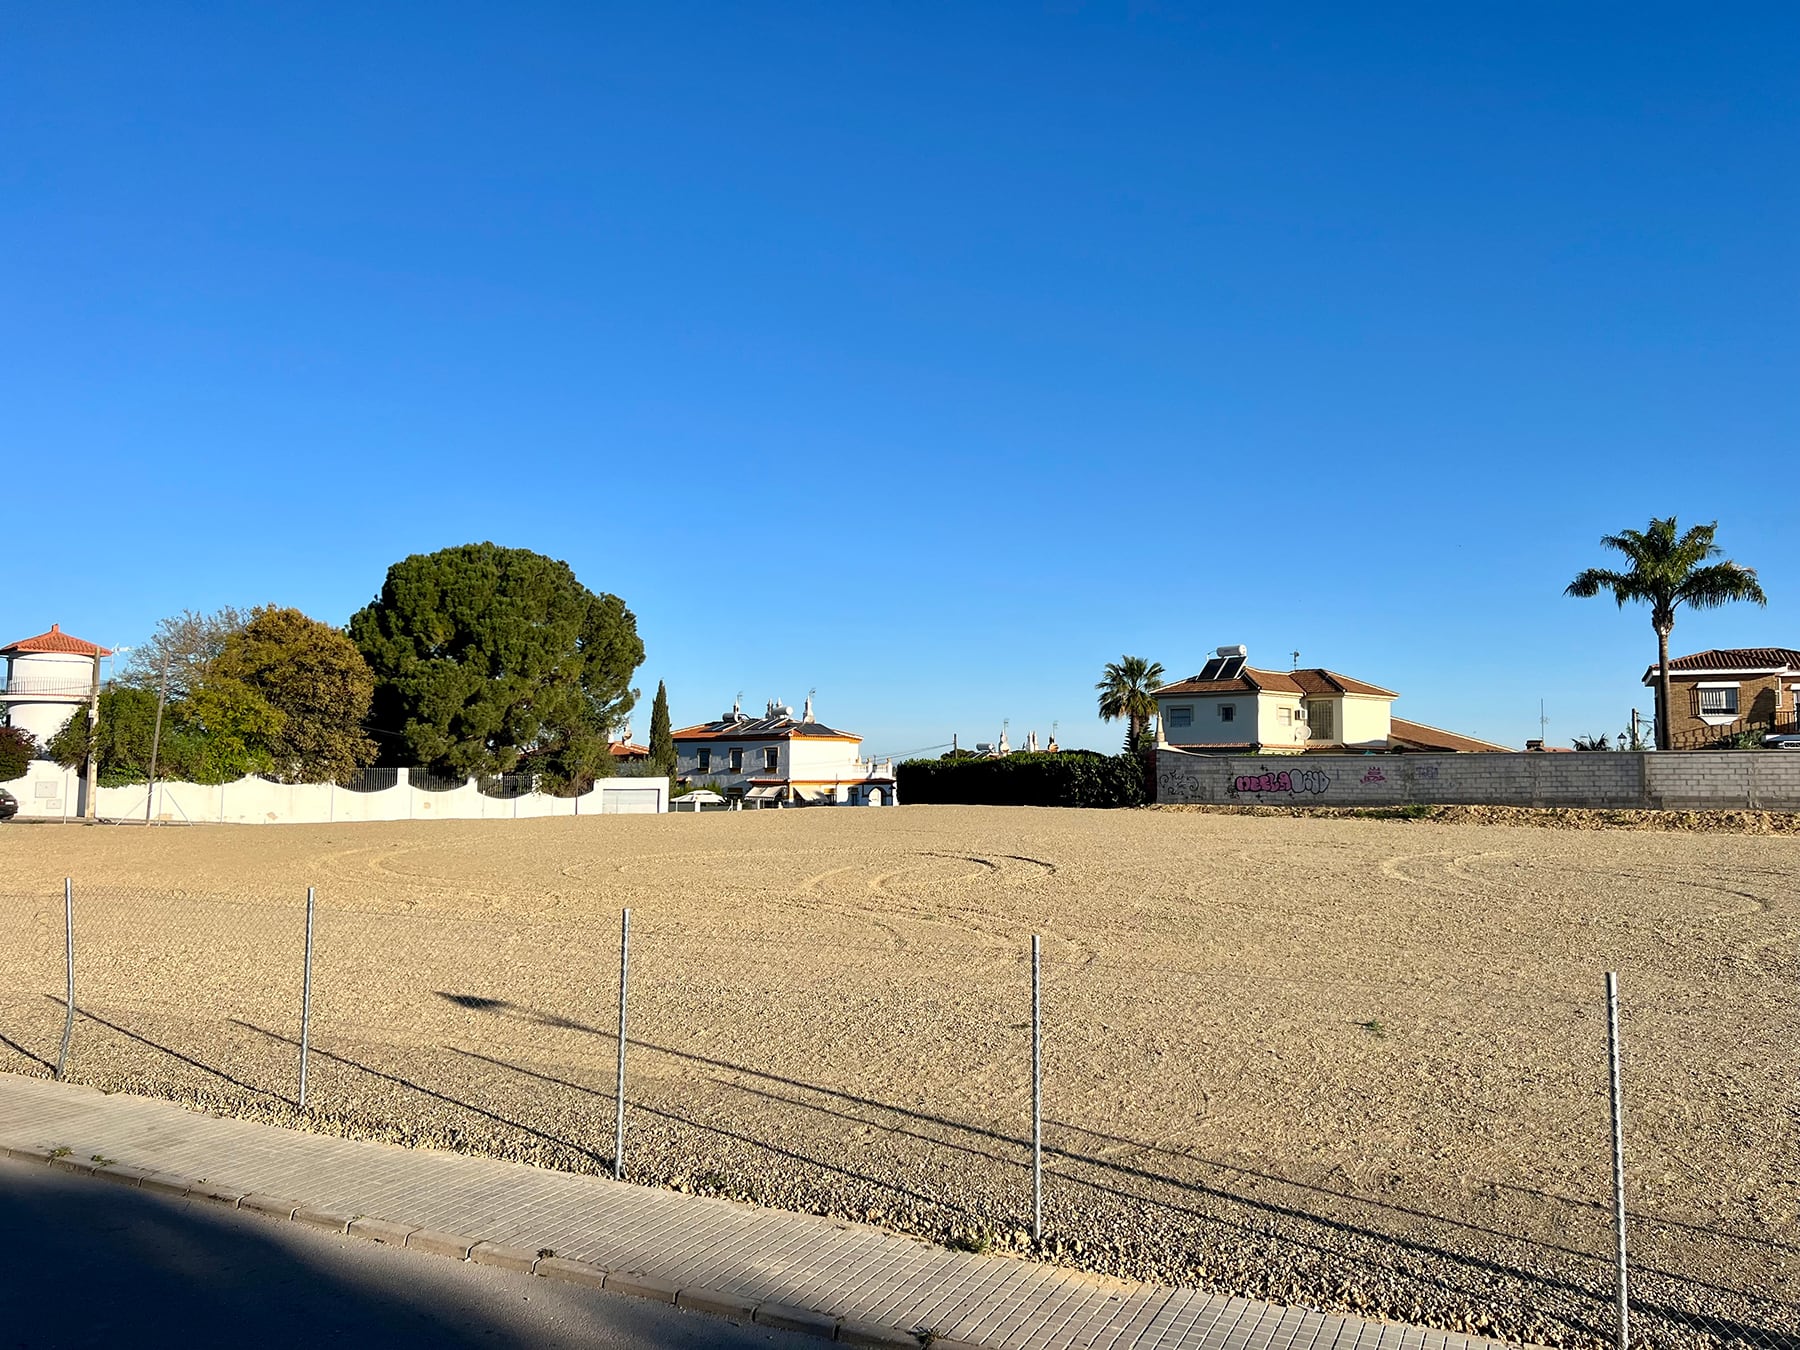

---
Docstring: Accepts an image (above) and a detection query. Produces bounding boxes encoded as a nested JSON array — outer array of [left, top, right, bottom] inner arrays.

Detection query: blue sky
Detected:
[[4, 3, 1795, 756]]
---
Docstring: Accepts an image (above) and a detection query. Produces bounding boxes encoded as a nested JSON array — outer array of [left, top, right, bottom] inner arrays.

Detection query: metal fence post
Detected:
[[1032, 932, 1042, 1243], [55, 879, 74, 1080], [615, 907, 630, 1180], [298, 886, 316, 1110], [1606, 971, 1629, 1350]]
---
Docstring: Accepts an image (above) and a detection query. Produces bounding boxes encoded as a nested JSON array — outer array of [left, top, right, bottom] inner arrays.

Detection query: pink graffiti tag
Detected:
[[1360, 767, 1386, 784], [1232, 769, 1330, 796]]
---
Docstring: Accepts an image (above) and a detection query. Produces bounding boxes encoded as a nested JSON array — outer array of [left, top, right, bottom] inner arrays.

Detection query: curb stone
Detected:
[[606, 1270, 681, 1304], [293, 1206, 355, 1234], [240, 1193, 301, 1220], [2, 1147, 963, 1350], [406, 1228, 477, 1260], [534, 1256, 610, 1290], [469, 1241, 538, 1274], [347, 1217, 415, 1245], [755, 1302, 838, 1337], [837, 1320, 926, 1348], [188, 1179, 248, 1206], [675, 1287, 759, 1320], [138, 1169, 196, 1198]]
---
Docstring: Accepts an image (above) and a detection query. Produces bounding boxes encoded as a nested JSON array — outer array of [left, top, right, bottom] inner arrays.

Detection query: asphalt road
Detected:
[[0, 1157, 820, 1349]]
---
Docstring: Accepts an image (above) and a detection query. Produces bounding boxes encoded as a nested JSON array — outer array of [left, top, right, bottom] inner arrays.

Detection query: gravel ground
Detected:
[[1, 806, 1794, 1350]]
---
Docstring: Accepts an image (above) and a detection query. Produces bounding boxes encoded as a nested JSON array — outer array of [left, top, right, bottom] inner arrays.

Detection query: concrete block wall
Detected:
[[4, 761, 669, 824], [1156, 748, 1800, 811]]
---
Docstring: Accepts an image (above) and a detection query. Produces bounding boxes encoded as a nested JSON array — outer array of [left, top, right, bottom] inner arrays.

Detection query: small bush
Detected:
[[0, 726, 34, 781]]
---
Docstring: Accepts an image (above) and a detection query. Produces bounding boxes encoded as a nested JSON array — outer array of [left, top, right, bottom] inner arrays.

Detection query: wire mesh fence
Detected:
[[1, 879, 1793, 1350]]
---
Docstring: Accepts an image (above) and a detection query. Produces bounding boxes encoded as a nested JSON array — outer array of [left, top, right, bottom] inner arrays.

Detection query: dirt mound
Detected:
[[1153, 801, 1800, 833]]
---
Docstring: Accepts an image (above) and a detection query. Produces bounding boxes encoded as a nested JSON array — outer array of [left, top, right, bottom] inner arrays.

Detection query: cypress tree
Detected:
[[649, 680, 676, 780]]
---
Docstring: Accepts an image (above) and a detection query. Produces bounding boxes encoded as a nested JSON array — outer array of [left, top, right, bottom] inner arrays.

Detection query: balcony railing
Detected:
[[1668, 710, 1800, 750], [0, 677, 95, 697]]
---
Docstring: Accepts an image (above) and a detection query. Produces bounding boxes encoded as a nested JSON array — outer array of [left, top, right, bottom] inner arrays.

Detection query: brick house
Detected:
[[1644, 648, 1800, 748]]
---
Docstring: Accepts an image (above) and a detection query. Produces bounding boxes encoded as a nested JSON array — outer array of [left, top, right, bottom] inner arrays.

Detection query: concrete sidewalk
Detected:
[[0, 1073, 1519, 1350]]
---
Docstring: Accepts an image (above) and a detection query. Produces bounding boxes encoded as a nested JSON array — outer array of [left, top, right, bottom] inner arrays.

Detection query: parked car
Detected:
[[1764, 733, 1800, 750], [0, 788, 17, 821]]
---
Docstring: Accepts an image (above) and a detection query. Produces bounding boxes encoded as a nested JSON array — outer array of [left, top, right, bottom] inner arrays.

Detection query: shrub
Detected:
[[896, 751, 1144, 808], [0, 726, 34, 781]]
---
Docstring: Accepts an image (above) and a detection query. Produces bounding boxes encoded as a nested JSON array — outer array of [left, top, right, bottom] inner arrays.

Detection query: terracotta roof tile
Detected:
[[1158, 666, 1396, 699], [1387, 718, 1510, 753], [0, 624, 111, 658], [1645, 648, 1800, 682]]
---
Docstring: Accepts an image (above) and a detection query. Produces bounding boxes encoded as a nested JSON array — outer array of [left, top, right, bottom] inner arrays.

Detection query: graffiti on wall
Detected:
[[1360, 766, 1386, 784], [1232, 769, 1331, 796]]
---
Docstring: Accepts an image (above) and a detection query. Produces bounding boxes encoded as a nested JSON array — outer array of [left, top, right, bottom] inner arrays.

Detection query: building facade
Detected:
[[673, 696, 897, 806], [1155, 645, 1506, 755], [1644, 647, 1800, 748]]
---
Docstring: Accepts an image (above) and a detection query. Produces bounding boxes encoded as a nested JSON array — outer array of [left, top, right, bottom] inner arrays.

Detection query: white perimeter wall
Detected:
[[5, 761, 667, 824]]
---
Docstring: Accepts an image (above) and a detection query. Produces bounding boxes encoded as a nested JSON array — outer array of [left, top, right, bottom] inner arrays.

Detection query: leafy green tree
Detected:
[[216, 606, 377, 783], [0, 726, 34, 781], [47, 688, 161, 784], [1095, 656, 1165, 752], [648, 680, 676, 780], [1566, 518, 1766, 750], [349, 543, 645, 778], [47, 684, 277, 785], [174, 679, 282, 782]]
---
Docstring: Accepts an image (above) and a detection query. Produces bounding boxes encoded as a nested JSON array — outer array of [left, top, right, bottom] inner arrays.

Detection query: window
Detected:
[[729, 748, 744, 773], [1278, 708, 1291, 725], [1168, 705, 1194, 729], [696, 748, 711, 772], [1219, 704, 1236, 723], [1306, 701, 1334, 739], [1697, 688, 1738, 716], [763, 746, 779, 772]]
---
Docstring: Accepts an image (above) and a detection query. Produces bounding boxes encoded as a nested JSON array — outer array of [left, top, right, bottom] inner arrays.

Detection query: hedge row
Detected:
[[895, 751, 1145, 808]]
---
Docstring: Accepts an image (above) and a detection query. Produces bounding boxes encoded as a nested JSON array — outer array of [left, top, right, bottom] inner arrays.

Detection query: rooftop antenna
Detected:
[[1291, 650, 1300, 670], [1539, 699, 1550, 744]]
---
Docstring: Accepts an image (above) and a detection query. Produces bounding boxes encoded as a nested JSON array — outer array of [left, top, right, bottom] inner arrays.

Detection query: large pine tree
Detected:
[[350, 543, 645, 778]]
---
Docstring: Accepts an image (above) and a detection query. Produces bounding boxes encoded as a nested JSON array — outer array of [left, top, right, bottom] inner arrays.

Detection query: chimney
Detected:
[[802, 691, 815, 723]]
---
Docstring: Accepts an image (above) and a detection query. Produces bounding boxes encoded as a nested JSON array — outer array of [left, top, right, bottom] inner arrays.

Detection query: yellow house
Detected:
[[1155, 646, 1505, 754]]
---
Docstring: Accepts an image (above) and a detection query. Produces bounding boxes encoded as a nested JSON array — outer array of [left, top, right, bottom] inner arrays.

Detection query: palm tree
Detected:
[[1565, 518, 1766, 750], [1096, 656, 1165, 751]]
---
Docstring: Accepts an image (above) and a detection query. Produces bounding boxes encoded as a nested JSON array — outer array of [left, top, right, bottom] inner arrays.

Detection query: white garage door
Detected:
[[600, 788, 660, 814]]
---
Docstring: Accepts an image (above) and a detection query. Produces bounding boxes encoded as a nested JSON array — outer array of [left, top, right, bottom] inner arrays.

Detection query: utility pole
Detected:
[[145, 654, 170, 826], [82, 651, 101, 821]]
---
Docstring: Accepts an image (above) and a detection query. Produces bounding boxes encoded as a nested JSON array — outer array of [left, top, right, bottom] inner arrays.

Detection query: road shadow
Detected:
[[0, 1158, 796, 1349]]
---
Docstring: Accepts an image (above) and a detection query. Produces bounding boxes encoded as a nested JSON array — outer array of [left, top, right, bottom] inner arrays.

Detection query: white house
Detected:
[[1, 624, 110, 748], [1155, 645, 1506, 754], [673, 696, 897, 806]]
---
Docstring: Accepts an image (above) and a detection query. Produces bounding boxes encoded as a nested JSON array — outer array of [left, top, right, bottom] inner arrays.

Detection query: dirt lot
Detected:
[[1, 807, 1794, 1348]]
